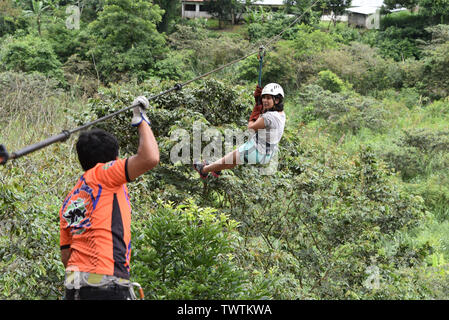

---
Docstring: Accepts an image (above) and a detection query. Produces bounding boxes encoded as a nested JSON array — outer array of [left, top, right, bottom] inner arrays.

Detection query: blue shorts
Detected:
[[238, 139, 273, 165]]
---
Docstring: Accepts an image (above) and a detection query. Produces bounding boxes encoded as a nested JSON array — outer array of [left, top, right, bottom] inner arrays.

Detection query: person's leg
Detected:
[[202, 149, 239, 174]]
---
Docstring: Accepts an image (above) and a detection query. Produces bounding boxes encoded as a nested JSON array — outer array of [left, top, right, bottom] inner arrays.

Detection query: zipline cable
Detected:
[[0, 0, 321, 166]]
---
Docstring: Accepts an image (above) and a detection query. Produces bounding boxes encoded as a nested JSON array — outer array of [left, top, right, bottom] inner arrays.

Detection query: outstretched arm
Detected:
[[127, 97, 160, 181]]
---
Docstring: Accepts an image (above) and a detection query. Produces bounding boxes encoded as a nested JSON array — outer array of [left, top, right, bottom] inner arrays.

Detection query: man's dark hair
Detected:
[[76, 128, 119, 171]]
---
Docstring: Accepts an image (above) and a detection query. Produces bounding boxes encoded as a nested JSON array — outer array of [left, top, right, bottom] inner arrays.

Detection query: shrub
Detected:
[[291, 24, 339, 59], [295, 84, 384, 134], [316, 70, 346, 93], [382, 128, 449, 181], [0, 177, 64, 299], [44, 19, 80, 63], [131, 200, 254, 299], [422, 42, 449, 99], [316, 42, 404, 95], [246, 12, 303, 43], [86, 0, 167, 83], [0, 34, 63, 81]]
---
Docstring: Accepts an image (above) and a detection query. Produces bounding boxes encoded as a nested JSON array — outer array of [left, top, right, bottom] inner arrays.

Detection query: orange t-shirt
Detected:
[[59, 158, 132, 279]]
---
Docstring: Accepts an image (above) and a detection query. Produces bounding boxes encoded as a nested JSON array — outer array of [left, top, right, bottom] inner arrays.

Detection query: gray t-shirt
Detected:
[[251, 111, 286, 155]]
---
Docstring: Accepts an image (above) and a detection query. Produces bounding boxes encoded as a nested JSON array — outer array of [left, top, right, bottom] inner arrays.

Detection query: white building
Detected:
[[346, 0, 406, 29], [181, 0, 211, 19]]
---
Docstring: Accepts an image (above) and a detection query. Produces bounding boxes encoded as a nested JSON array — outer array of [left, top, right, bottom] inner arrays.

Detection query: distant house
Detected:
[[347, 7, 381, 29], [345, 0, 406, 29], [181, 0, 285, 20], [181, 0, 211, 19]]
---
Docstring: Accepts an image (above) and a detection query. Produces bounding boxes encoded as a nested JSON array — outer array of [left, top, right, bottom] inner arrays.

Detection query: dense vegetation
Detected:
[[1, 0, 449, 299]]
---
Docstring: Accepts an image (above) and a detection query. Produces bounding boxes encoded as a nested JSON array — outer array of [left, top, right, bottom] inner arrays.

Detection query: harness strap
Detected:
[[255, 132, 274, 154], [65, 271, 144, 300]]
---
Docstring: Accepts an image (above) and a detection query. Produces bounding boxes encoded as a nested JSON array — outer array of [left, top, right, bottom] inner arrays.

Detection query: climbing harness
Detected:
[[64, 270, 145, 300], [0, 0, 321, 166]]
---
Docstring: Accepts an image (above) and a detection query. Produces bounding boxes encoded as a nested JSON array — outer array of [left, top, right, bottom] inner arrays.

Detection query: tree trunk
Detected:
[[37, 16, 41, 36]]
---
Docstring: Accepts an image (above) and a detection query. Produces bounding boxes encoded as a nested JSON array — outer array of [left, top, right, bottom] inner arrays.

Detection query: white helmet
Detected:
[[261, 83, 284, 98]]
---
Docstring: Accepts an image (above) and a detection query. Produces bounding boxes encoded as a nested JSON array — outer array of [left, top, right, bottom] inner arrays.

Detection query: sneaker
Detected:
[[193, 161, 209, 179]]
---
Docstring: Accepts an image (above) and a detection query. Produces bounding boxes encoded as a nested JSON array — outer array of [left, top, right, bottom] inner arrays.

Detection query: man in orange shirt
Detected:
[[60, 96, 159, 300]]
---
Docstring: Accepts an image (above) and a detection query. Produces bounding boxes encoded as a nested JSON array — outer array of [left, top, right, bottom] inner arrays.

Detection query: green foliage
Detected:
[[154, 0, 181, 33], [368, 27, 422, 61], [86, 0, 167, 83], [291, 24, 339, 58], [150, 51, 195, 81], [0, 179, 64, 299], [0, 35, 63, 80], [131, 200, 253, 299], [0, 0, 28, 37], [316, 42, 404, 95], [44, 19, 80, 63], [246, 12, 305, 42], [295, 84, 385, 134], [203, 0, 246, 26], [22, 0, 51, 36], [236, 54, 259, 82], [316, 70, 347, 93], [382, 128, 449, 181], [284, 0, 321, 25], [322, 0, 352, 18], [419, 0, 449, 23], [383, 0, 418, 10], [421, 41, 449, 99], [381, 11, 430, 30], [79, 78, 432, 298]]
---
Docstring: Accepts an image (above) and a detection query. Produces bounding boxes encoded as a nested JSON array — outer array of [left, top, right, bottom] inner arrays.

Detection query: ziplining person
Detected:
[[60, 96, 159, 300], [193, 83, 286, 178]]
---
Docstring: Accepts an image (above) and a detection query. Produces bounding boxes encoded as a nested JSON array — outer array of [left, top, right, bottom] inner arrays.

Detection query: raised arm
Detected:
[[127, 96, 160, 181]]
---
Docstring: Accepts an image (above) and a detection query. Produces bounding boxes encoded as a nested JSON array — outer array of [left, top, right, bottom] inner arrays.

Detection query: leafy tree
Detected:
[[0, 0, 26, 37], [44, 18, 80, 63], [418, 0, 449, 23], [384, 0, 449, 23], [22, 0, 50, 36], [284, 0, 322, 25], [131, 200, 253, 299], [203, 0, 247, 27], [0, 178, 64, 299], [153, 0, 180, 33], [86, 0, 166, 83], [323, 0, 352, 27], [0, 34, 63, 80]]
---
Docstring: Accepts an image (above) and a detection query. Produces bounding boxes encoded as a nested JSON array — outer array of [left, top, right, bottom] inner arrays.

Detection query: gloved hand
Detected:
[[131, 96, 151, 127], [249, 104, 263, 122], [254, 85, 262, 103], [249, 85, 263, 122]]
